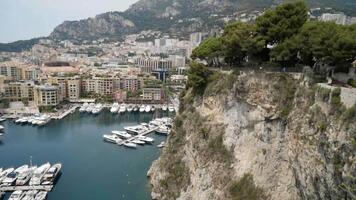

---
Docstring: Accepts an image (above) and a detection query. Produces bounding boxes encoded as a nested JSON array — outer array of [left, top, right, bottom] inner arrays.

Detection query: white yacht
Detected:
[[110, 103, 119, 113], [156, 125, 171, 136], [16, 166, 36, 186], [132, 139, 145, 145], [103, 134, 122, 144], [123, 142, 137, 148], [0, 117, 6, 122], [8, 190, 25, 200], [34, 191, 47, 200], [112, 131, 131, 139], [127, 104, 133, 112], [137, 136, 154, 144], [118, 104, 127, 114], [2, 165, 29, 186], [29, 162, 50, 186], [0, 125, 4, 131], [133, 105, 139, 112], [0, 168, 14, 183], [86, 103, 95, 113], [145, 105, 151, 113], [41, 163, 62, 185], [151, 106, 156, 112], [139, 105, 145, 113], [79, 103, 89, 113], [124, 125, 148, 135], [92, 103, 103, 114], [168, 105, 175, 112], [157, 141, 166, 148], [162, 105, 168, 111], [22, 190, 38, 200]]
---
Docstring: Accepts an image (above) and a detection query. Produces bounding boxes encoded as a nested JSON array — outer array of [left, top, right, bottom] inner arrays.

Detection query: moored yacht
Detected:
[[162, 105, 168, 111], [132, 139, 145, 145], [139, 105, 145, 113], [8, 190, 25, 200], [151, 106, 156, 112], [127, 104, 133, 112], [168, 105, 175, 112], [133, 105, 139, 112], [145, 105, 151, 113], [157, 141, 166, 148], [79, 103, 89, 112], [29, 162, 50, 186], [22, 190, 38, 200], [110, 103, 119, 113], [0, 168, 14, 184], [41, 163, 62, 185], [124, 125, 148, 135], [103, 134, 122, 144], [16, 166, 36, 186], [0, 117, 6, 122], [34, 191, 47, 200], [156, 125, 171, 136], [123, 142, 137, 149], [112, 131, 131, 139], [86, 103, 95, 113], [0, 125, 4, 131], [118, 104, 127, 114], [137, 135, 154, 144], [92, 103, 103, 114]]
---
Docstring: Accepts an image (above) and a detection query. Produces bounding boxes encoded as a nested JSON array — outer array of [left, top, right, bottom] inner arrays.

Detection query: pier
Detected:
[[117, 127, 158, 146], [52, 105, 79, 120], [0, 185, 53, 192]]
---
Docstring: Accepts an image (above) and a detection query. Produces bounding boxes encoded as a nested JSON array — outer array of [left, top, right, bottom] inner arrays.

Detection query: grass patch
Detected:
[[229, 173, 268, 200]]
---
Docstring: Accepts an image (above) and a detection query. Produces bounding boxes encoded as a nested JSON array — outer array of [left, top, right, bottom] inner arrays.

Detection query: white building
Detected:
[[320, 13, 347, 25]]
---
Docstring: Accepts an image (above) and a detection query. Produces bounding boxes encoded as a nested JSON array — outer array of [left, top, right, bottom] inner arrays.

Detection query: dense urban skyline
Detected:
[[0, 0, 138, 43]]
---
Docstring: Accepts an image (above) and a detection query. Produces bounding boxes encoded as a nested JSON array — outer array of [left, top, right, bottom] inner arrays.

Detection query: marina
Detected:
[[0, 110, 170, 200]]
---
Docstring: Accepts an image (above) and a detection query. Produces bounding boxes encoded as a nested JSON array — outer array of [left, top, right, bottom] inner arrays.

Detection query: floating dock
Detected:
[[52, 106, 79, 120], [117, 127, 158, 146], [0, 185, 53, 192]]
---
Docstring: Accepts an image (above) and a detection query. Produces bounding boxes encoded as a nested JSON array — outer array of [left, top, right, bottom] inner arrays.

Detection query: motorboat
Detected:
[[8, 190, 25, 200], [112, 131, 131, 139], [156, 125, 171, 136], [124, 125, 148, 135], [123, 142, 137, 148], [133, 105, 139, 112], [139, 105, 145, 113], [132, 139, 145, 145], [2, 165, 28, 186], [22, 190, 38, 200], [168, 105, 175, 112], [145, 105, 151, 113], [0, 117, 5, 122], [29, 162, 50, 186], [151, 106, 156, 112], [137, 136, 154, 144], [157, 141, 165, 148], [34, 191, 47, 200], [118, 104, 127, 114], [86, 103, 95, 113], [41, 163, 62, 185], [92, 103, 103, 114], [103, 134, 122, 144], [162, 105, 168, 111], [127, 104, 133, 112], [0, 125, 4, 131], [110, 103, 119, 113], [0, 168, 14, 184], [16, 166, 36, 186], [79, 103, 89, 113]]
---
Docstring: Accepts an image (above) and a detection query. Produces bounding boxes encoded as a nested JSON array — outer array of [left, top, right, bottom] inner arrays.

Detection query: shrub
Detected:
[[187, 62, 213, 94], [317, 87, 331, 102], [229, 173, 268, 200], [347, 79, 356, 88]]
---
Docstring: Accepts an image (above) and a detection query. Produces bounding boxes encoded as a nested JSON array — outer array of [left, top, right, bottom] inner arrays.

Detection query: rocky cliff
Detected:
[[148, 71, 356, 200]]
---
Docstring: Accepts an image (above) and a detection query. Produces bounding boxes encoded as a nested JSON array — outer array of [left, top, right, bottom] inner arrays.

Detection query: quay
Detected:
[[117, 127, 159, 146], [52, 105, 79, 120], [0, 185, 53, 192]]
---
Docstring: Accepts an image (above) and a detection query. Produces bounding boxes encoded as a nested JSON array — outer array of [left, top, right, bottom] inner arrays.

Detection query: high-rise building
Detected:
[[3, 81, 35, 102], [34, 84, 60, 107], [67, 78, 81, 102]]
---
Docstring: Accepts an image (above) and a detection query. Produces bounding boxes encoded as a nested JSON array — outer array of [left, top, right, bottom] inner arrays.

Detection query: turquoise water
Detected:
[[0, 111, 168, 200]]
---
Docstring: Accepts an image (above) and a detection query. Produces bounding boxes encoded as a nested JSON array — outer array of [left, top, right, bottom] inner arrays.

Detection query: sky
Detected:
[[0, 0, 138, 43]]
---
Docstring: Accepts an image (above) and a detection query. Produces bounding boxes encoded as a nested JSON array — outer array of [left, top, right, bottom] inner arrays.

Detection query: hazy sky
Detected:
[[0, 0, 138, 43]]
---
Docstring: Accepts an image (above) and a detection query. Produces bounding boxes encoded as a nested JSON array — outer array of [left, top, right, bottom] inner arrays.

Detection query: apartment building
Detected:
[[3, 81, 35, 102], [135, 57, 174, 73], [0, 62, 40, 81], [81, 77, 120, 96], [142, 88, 164, 102], [67, 78, 81, 102], [34, 85, 60, 107], [120, 76, 143, 92]]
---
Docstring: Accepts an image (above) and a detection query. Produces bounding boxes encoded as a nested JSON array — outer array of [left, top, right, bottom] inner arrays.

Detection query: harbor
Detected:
[[0, 110, 170, 200]]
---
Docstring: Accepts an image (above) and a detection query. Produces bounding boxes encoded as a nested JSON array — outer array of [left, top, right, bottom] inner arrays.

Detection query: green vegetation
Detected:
[[187, 62, 213, 94], [229, 173, 268, 200], [191, 1, 356, 70], [348, 79, 356, 88], [273, 74, 297, 119], [0, 38, 41, 52]]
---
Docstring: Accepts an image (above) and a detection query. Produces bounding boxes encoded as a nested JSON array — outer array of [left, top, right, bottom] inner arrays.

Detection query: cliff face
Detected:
[[148, 71, 356, 200]]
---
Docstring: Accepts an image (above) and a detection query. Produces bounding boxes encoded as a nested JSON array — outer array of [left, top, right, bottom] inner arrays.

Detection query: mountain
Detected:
[[0, 38, 42, 52], [49, 0, 356, 41]]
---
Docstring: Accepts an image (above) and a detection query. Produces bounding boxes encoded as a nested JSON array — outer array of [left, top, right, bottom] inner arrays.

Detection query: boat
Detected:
[[16, 166, 36, 186], [168, 105, 175, 112], [0, 168, 14, 184], [133, 105, 139, 112], [42, 163, 62, 185], [118, 104, 127, 114], [29, 162, 50, 186], [137, 136, 154, 144], [145, 105, 151, 113], [34, 191, 47, 200], [92, 103, 103, 114], [21, 190, 38, 200], [157, 141, 165, 148], [156, 125, 171, 136], [151, 106, 156, 112], [0, 117, 7, 122], [79, 103, 89, 113], [8, 190, 25, 200], [103, 134, 122, 144], [162, 105, 168, 111], [123, 142, 137, 148], [112, 131, 131, 139], [86, 103, 95, 113], [110, 103, 119, 113], [0, 125, 4, 131], [127, 104, 133, 112], [139, 105, 145, 113], [124, 125, 148, 135], [2, 165, 29, 186], [132, 139, 145, 145]]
